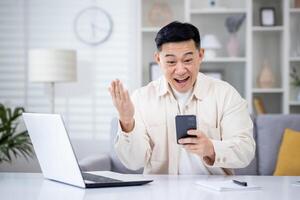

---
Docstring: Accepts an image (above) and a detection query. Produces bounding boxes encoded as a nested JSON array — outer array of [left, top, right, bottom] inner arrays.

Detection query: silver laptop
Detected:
[[23, 113, 152, 188]]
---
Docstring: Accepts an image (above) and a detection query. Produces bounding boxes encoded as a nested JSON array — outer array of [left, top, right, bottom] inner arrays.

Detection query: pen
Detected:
[[232, 179, 248, 187]]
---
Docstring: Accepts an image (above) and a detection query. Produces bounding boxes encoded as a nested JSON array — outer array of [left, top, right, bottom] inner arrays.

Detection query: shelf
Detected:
[[190, 8, 246, 14], [203, 57, 246, 63], [289, 101, 300, 106], [290, 8, 300, 13], [290, 57, 300, 62], [141, 27, 160, 33], [252, 26, 284, 32], [252, 88, 284, 93]]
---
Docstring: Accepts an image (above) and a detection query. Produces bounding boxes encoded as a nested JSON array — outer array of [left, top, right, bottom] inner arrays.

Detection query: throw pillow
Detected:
[[273, 128, 300, 176]]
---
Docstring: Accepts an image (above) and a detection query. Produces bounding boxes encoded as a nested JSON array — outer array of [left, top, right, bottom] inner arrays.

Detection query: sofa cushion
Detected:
[[234, 114, 257, 175], [256, 115, 300, 175], [273, 128, 300, 176]]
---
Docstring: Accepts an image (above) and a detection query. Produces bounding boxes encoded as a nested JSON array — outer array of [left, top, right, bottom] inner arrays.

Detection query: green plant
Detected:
[[290, 66, 300, 87], [0, 103, 34, 163]]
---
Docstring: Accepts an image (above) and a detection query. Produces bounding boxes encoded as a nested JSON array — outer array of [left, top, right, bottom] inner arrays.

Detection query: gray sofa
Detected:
[[79, 114, 300, 175]]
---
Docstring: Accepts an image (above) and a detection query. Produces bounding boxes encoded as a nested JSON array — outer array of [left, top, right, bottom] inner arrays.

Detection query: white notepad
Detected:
[[195, 180, 261, 192]]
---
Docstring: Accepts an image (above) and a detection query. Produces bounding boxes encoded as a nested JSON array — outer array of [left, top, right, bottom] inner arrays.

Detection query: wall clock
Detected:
[[74, 6, 113, 45]]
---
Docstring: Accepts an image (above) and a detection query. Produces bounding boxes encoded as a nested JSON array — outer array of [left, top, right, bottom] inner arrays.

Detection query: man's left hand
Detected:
[[178, 130, 216, 165]]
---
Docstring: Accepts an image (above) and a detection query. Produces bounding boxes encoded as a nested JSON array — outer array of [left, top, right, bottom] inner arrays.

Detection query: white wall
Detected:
[[0, 0, 138, 171]]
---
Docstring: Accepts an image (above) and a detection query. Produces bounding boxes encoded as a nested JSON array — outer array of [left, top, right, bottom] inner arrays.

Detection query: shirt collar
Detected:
[[157, 73, 211, 101]]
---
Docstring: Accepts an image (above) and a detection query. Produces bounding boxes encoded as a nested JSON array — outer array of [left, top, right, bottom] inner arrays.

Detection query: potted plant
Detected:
[[0, 103, 34, 163], [290, 66, 300, 101]]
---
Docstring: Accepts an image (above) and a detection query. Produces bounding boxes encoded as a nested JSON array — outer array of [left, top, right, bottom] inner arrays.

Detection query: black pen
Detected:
[[232, 179, 248, 187]]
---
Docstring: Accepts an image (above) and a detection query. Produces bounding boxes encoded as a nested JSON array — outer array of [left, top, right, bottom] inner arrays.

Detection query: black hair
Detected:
[[155, 21, 201, 51]]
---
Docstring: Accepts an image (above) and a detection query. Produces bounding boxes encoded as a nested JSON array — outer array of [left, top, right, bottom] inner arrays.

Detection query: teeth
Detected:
[[175, 77, 189, 81]]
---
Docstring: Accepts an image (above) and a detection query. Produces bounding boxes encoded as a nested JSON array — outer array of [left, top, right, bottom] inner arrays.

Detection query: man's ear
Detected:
[[154, 51, 160, 64], [199, 48, 205, 60]]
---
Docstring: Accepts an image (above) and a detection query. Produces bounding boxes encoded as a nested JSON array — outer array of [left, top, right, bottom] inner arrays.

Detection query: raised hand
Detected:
[[108, 79, 135, 132]]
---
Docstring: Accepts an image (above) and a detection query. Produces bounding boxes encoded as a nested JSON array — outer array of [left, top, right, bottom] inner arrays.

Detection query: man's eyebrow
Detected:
[[165, 54, 175, 57], [164, 52, 194, 57], [183, 52, 193, 56]]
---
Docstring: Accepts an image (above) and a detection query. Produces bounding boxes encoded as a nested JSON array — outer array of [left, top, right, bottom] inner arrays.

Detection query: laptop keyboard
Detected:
[[82, 172, 123, 183]]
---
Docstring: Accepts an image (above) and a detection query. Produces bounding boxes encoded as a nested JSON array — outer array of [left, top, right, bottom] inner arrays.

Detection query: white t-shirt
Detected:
[[172, 88, 210, 175]]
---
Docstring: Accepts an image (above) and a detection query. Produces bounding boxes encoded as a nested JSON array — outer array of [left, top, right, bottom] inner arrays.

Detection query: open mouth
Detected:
[[174, 76, 190, 84]]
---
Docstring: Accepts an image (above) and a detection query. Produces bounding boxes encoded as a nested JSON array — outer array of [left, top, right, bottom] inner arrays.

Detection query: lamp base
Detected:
[[204, 49, 217, 60]]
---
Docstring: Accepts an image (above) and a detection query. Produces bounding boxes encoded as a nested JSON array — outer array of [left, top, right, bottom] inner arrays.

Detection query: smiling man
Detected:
[[109, 21, 255, 175]]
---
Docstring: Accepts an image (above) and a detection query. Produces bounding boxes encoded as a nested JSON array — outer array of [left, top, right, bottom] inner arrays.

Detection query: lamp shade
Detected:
[[201, 34, 222, 49], [28, 49, 77, 82]]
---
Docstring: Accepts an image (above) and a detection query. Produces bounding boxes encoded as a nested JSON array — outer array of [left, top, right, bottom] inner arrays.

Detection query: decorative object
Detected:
[[290, 66, 300, 101], [225, 14, 246, 57], [74, 6, 113, 46], [208, 0, 218, 7], [201, 69, 223, 80], [0, 103, 33, 163], [148, 1, 172, 27], [295, 0, 300, 8], [28, 49, 77, 113], [201, 34, 222, 59], [260, 7, 275, 26], [253, 97, 266, 115], [257, 59, 275, 88], [149, 62, 162, 81]]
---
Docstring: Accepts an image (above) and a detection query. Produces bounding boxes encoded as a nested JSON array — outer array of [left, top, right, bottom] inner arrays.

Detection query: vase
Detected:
[[226, 33, 240, 57], [296, 0, 300, 8], [257, 59, 275, 88], [148, 2, 172, 27]]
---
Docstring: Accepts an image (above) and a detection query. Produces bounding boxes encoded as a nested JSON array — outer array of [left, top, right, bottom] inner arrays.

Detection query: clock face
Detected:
[[74, 7, 113, 45]]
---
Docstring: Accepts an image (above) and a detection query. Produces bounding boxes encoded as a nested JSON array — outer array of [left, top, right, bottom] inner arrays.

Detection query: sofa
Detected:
[[79, 114, 300, 175]]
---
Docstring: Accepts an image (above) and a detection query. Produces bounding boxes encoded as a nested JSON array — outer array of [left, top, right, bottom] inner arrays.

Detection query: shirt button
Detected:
[[223, 157, 226, 163], [217, 158, 221, 162]]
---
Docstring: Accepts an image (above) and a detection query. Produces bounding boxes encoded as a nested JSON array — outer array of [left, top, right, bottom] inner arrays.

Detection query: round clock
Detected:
[[74, 6, 113, 46]]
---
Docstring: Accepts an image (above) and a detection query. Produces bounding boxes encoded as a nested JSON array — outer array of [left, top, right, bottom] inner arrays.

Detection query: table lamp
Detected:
[[201, 34, 222, 59], [28, 49, 77, 113]]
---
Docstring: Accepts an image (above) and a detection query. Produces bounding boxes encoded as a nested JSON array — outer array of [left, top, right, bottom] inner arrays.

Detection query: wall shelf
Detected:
[[139, 0, 299, 114], [190, 8, 246, 14], [252, 26, 284, 32], [252, 88, 284, 93], [290, 8, 300, 13], [141, 27, 160, 33], [289, 101, 300, 106], [290, 57, 300, 62], [203, 57, 246, 63]]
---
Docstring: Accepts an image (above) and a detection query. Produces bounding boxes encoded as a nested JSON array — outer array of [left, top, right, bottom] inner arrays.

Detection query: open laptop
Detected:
[[22, 113, 152, 188]]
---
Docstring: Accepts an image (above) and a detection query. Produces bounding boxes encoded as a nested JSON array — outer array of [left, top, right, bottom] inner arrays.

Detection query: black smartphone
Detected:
[[175, 115, 197, 144]]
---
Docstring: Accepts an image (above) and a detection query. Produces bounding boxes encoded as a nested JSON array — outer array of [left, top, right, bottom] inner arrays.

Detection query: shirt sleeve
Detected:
[[114, 90, 152, 170], [206, 85, 256, 169]]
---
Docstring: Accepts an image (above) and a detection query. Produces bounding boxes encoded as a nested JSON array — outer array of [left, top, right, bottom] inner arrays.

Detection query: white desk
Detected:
[[0, 173, 299, 200]]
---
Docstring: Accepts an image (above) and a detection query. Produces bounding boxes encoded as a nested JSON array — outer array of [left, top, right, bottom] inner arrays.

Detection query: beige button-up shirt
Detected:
[[115, 73, 255, 175]]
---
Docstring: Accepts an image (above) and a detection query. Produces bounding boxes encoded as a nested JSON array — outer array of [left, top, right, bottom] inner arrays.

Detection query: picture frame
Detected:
[[149, 62, 162, 81], [201, 69, 224, 80], [260, 7, 276, 26]]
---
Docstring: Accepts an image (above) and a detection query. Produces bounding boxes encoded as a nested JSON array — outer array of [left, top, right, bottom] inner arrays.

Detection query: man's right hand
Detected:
[[108, 79, 135, 133]]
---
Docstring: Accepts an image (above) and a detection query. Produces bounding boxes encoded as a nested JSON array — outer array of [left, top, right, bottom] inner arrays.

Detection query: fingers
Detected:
[[178, 137, 199, 144], [108, 79, 127, 101], [178, 130, 205, 144], [187, 130, 204, 137]]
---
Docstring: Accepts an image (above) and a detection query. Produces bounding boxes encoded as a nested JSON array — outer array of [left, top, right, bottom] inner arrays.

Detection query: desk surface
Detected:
[[0, 173, 300, 200]]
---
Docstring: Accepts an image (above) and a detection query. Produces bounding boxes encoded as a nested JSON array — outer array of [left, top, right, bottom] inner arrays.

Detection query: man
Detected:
[[108, 21, 255, 175]]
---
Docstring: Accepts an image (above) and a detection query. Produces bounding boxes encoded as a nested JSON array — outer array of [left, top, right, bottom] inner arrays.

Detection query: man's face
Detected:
[[155, 39, 204, 93]]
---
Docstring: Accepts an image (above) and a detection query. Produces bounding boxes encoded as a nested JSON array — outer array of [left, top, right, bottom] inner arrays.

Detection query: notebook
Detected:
[[195, 180, 261, 192]]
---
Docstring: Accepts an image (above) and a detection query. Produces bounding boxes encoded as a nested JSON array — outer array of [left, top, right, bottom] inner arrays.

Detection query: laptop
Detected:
[[22, 113, 152, 188]]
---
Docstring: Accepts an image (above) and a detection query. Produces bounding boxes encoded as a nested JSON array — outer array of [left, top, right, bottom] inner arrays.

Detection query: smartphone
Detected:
[[175, 115, 197, 144]]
